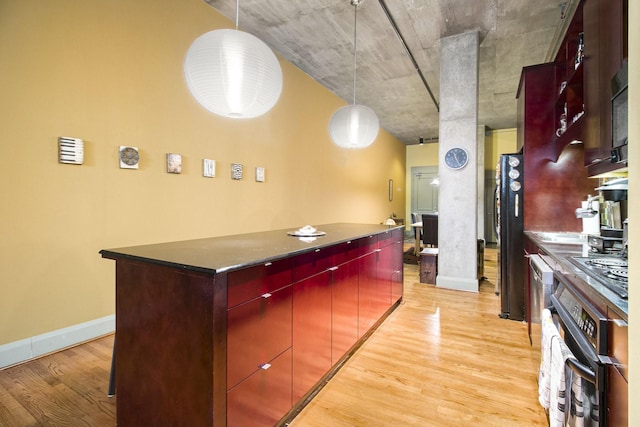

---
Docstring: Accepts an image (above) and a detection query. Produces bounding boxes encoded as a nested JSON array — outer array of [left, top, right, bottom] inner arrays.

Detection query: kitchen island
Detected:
[[100, 223, 404, 426]]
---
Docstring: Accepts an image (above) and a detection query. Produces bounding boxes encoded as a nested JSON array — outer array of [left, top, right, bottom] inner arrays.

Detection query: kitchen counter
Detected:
[[100, 223, 404, 426], [100, 223, 401, 274], [524, 231, 628, 320]]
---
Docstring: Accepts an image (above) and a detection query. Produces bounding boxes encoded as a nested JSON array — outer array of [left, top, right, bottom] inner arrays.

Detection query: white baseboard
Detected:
[[435, 275, 480, 293], [0, 315, 115, 369]]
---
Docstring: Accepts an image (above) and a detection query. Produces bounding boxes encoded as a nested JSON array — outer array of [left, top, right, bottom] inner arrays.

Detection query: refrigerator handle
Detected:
[[493, 185, 499, 236]]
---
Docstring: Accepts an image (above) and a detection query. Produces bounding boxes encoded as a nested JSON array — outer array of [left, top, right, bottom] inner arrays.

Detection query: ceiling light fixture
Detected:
[[329, 0, 379, 149], [183, 0, 283, 119]]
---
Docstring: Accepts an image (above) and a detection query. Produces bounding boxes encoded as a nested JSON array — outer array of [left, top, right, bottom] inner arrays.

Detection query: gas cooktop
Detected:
[[568, 255, 628, 299]]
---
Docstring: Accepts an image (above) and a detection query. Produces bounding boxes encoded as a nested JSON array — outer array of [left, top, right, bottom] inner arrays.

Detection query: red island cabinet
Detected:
[[379, 228, 404, 307], [226, 258, 293, 426], [292, 246, 334, 402], [358, 234, 381, 336], [330, 239, 360, 365], [100, 223, 404, 426]]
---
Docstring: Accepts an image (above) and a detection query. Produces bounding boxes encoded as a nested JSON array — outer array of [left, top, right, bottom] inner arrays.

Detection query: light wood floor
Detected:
[[0, 247, 548, 426], [288, 247, 547, 426]]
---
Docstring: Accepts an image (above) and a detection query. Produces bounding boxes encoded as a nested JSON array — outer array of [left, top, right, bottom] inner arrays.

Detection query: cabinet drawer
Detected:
[[227, 258, 292, 308], [378, 230, 396, 248], [359, 234, 378, 256], [391, 227, 403, 241], [331, 239, 361, 266], [227, 348, 292, 427], [227, 285, 292, 388], [292, 246, 335, 282]]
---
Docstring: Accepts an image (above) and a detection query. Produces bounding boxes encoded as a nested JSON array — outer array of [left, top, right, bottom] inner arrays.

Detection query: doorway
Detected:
[[411, 166, 439, 217]]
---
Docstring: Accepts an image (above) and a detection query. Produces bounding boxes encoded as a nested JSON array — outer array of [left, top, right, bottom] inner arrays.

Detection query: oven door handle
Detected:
[[566, 357, 596, 384]]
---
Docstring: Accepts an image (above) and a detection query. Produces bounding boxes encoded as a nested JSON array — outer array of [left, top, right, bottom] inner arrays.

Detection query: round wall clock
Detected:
[[444, 147, 469, 170]]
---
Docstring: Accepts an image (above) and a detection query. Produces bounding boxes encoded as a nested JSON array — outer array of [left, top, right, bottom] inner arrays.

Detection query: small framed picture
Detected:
[[255, 167, 265, 182], [203, 159, 216, 178], [167, 153, 182, 174], [119, 146, 139, 169], [231, 163, 243, 180]]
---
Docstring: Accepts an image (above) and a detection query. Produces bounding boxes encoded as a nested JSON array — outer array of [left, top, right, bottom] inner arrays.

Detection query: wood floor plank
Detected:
[[0, 247, 547, 426], [0, 335, 116, 426]]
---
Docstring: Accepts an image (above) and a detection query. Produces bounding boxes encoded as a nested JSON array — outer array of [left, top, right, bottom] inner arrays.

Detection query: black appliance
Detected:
[[550, 272, 608, 426], [496, 153, 525, 320], [610, 59, 628, 164]]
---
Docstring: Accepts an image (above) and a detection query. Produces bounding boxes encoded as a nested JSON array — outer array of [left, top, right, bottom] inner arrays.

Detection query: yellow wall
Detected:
[[0, 0, 406, 345], [485, 128, 518, 169]]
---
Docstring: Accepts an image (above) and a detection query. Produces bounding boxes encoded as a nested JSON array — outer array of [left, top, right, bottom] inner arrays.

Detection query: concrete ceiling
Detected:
[[205, 0, 569, 145]]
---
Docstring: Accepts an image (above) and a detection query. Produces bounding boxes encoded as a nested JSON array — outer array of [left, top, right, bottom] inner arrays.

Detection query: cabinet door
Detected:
[[292, 270, 332, 402], [227, 349, 292, 427], [331, 260, 359, 365], [607, 365, 628, 427], [390, 239, 404, 304], [376, 245, 394, 311], [227, 285, 292, 389], [358, 250, 379, 337]]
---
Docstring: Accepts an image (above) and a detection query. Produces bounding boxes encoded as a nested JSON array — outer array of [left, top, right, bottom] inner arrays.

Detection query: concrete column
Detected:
[[477, 125, 487, 241], [436, 31, 479, 292]]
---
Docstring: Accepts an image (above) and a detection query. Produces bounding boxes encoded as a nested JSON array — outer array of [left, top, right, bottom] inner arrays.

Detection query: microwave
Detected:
[[611, 60, 628, 164]]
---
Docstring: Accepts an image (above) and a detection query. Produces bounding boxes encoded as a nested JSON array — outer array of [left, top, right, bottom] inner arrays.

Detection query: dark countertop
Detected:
[[100, 223, 402, 275], [525, 231, 628, 320]]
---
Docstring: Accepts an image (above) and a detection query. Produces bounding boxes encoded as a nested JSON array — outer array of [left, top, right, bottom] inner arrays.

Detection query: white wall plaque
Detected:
[[203, 159, 216, 177]]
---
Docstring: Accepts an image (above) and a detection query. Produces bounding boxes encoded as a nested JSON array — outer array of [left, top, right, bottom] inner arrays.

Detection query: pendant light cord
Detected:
[[235, 0, 239, 30], [352, 2, 358, 105]]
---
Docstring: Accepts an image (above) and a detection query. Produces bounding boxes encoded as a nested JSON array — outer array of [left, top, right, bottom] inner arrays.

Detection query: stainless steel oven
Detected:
[[549, 272, 607, 426]]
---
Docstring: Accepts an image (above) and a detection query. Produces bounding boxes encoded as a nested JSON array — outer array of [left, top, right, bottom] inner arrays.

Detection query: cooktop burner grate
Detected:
[[608, 269, 628, 280], [568, 256, 628, 299], [588, 258, 628, 268]]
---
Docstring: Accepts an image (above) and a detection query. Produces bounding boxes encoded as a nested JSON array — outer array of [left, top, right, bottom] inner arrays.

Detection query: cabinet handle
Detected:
[[315, 249, 321, 253], [264, 262, 272, 267], [259, 363, 271, 370], [375, 249, 382, 253], [261, 293, 272, 299], [329, 266, 339, 272]]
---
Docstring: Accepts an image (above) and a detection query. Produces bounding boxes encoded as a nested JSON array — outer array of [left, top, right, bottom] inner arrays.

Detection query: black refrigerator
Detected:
[[496, 153, 525, 321]]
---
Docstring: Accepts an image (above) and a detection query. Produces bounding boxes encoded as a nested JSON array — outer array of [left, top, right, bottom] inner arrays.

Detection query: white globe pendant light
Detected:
[[329, 0, 379, 148], [329, 104, 379, 148], [184, 1, 282, 119]]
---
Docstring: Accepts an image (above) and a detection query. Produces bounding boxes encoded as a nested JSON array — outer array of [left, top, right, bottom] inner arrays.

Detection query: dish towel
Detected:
[[538, 308, 557, 409], [568, 374, 585, 427], [538, 309, 584, 427]]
